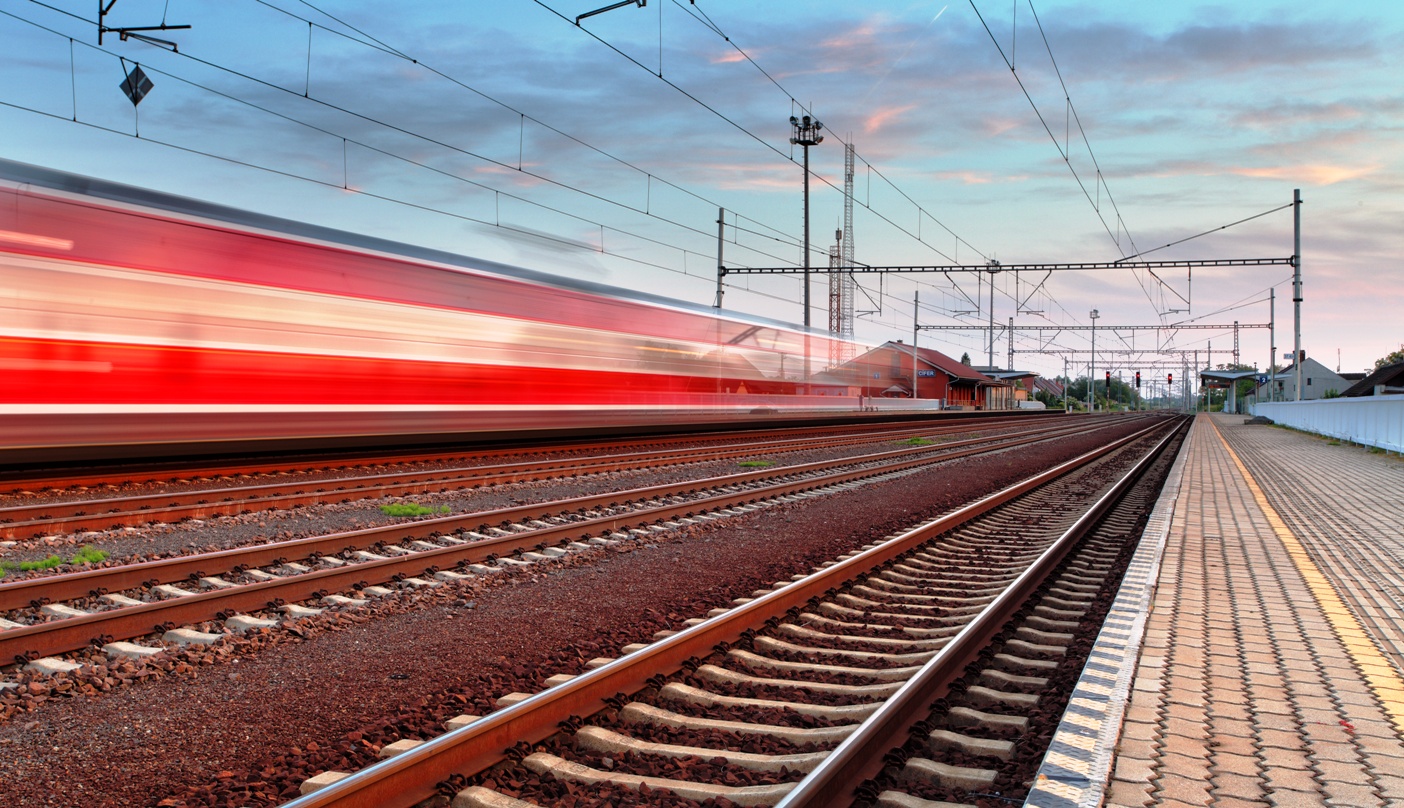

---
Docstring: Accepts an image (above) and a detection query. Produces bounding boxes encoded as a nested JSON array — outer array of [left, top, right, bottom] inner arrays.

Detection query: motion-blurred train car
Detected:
[[0, 159, 865, 465]]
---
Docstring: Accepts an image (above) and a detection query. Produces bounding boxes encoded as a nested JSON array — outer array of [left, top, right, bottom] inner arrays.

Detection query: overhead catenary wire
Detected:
[[967, 0, 1200, 325], [9, 4, 823, 283], [1116, 204, 1294, 263], [539, 0, 990, 269]]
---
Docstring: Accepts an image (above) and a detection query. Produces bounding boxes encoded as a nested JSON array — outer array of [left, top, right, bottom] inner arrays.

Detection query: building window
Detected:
[[1307, 378, 1312, 386]]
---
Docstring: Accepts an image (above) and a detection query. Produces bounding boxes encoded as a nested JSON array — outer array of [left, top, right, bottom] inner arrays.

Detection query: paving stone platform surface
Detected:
[[1107, 413, 1404, 808]]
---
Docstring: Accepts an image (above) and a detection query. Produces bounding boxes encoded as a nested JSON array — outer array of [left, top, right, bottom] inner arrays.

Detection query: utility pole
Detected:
[[1269, 287, 1276, 402], [986, 260, 1000, 367], [1063, 355, 1069, 412], [1293, 188, 1303, 401], [912, 292, 920, 400], [714, 207, 725, 309], [1088, 309, 1099, 412]]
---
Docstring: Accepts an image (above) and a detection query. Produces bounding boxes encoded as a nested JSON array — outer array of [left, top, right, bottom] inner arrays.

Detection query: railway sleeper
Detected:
[[990, 652, 1059, 674], [519, 751, 795, 807], [900, 756, 998, 793], [726, 648, 922, 684], [874, 789, 976, 808], [965, 684, 1039, 711], [620, 701, 857, 744], [777, 622, 952, 651], [866, 577, 1003, 599], [815, 602, 968, 628], [694, 663, 902, 699], [797, 612, 964, 640], [573, 725, 829, 773], [659, 681, 879, 722], [752, 635, 940, 666], [927, 728, 1016, 760]]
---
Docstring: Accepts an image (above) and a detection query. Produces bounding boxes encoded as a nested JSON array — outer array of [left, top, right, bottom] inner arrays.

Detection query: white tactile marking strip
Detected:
[[1024, 426, 1190, 808]]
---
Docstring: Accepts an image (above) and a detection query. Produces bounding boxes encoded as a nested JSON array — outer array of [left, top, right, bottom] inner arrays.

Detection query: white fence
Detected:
[[1250, 395, 1404, 453]]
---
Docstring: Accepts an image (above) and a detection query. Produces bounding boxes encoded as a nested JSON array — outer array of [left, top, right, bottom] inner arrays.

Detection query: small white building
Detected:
[[1256, 357, 1351, 401]]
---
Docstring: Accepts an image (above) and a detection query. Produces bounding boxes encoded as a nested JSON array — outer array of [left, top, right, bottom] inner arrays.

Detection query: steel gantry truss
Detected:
[[722, 257, 1293, 276], [719, 258, 1290, 367]]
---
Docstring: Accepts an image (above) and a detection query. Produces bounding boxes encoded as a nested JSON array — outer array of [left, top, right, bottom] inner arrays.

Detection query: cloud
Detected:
[[931, 170, 998, 185], [864, 104, 917, 134], [1231, 163, 1381, 186]]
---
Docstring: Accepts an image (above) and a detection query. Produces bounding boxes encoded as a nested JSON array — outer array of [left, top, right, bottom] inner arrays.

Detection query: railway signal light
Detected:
[[1135, 371, 1141, 389], [1168, 372, 1173, 385], [1105, 371, 1111, 387]]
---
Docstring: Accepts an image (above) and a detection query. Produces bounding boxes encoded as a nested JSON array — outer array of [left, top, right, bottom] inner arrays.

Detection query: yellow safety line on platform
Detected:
[[1209, 417, 1404, 735]]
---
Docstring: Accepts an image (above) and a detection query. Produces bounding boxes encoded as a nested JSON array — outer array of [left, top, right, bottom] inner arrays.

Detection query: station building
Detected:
[[1255, 356, 1352, 401], [826, 341, 1015, 409]]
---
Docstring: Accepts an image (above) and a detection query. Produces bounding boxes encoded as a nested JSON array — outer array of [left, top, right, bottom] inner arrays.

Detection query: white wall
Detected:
[[1251, 395, 1404, 452]]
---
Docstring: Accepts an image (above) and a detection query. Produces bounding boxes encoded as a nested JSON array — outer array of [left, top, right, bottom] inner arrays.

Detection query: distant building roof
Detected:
[[1342, 361, 1404, 397]]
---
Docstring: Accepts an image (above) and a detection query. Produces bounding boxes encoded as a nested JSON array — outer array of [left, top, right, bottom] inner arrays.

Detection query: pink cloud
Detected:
[[1232, 163, 1379, 185], [864, 104, 917, 134], [710, 50, 748, 65], [821, 23, 880, 51], [932, 170, 996, 185], [981, 117, 1026, 138]]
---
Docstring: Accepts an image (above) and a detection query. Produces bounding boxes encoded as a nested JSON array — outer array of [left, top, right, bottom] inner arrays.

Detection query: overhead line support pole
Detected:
[[1293, 188, 1303, 401], [714, 207, 724, 309], [1269, 288, 1276, 403]]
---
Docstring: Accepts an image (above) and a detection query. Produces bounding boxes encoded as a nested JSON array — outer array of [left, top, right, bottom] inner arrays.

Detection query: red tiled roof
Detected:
[[870, 342, 994, 382]]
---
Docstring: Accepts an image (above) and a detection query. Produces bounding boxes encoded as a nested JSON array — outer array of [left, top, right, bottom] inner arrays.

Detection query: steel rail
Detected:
[[0, 418, 1108, 614], [0, 419, 1128, 664], [276, 419, 1174, 808], [776, 417, 1187, 808], [0, 419, 1035, 537]]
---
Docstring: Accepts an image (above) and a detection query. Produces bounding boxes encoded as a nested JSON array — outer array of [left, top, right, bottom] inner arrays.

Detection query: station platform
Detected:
[[1026, 412, 1404, 807]]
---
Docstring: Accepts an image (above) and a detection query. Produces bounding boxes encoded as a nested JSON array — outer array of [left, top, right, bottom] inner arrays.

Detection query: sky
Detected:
[[3, 0, 1402, 383]]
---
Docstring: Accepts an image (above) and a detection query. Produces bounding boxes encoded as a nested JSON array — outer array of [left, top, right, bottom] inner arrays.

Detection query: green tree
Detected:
[[1375, 349, 1404, 370], [960, 352, 971, 366]]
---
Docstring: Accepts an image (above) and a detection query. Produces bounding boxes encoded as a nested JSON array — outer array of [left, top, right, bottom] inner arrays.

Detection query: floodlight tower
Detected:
[[790, 115, 823, 329]]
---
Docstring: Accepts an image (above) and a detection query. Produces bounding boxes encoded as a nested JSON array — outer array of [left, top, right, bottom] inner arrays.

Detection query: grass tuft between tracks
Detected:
[[380, 502, 451, 517], [0, 544, 108, 579], [736, 460, 774, 468]]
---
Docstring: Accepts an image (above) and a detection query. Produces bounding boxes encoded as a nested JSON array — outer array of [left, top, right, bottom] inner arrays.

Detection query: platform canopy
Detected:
[[1199, 369, 1261, 389], [1199, 369, 1262, 414]]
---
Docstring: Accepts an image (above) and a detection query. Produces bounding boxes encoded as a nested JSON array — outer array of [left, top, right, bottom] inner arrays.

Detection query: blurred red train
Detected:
[[0, 159, 866, 465]]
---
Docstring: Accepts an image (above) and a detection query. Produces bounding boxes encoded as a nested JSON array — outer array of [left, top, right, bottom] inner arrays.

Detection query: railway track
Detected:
[[0, 417, 1062, 539], [0, 414, 1060, 495], [0, 416, 1137, 668], [267, 415, 1186, 808]]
